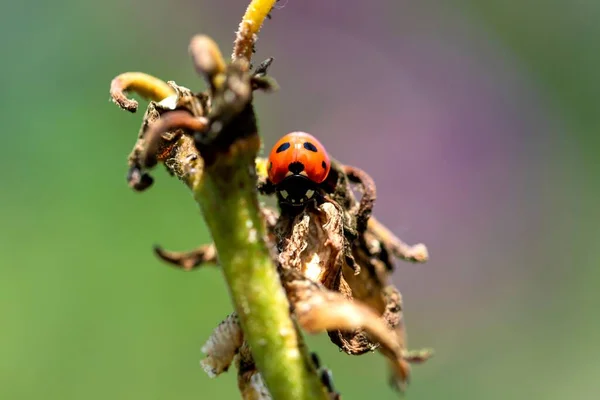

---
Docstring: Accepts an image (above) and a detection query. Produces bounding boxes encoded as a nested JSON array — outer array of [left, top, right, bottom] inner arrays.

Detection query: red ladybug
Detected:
[[267, 132, 331, 206]]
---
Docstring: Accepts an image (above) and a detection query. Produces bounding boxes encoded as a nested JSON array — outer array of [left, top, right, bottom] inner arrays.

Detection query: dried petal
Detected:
[[285, 276, 411, 386]]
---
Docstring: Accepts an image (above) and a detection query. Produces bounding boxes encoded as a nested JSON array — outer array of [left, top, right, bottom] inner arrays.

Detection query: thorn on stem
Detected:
[[251, 58, 278, 92], [253, 57, 274, 77]]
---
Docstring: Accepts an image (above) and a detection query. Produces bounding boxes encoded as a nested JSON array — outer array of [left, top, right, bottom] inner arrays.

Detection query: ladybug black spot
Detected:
[[303, 142, 318, 152], [288, 161, 305, 175], [276, 142, 290, 153], [321, 160, 327, 169]]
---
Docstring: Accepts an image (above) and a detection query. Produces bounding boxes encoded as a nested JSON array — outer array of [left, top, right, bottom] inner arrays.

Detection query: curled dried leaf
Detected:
[[343, 165, 376, 235], [154, 243, 217, 270], [110, 72, 175, 112], [367, 217, 429, 263], [284, 274, 412, 387], [121, 84, 207, 191]]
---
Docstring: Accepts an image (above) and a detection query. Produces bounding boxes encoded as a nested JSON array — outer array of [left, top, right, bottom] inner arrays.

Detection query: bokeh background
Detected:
[[2, 0, 598, 399]]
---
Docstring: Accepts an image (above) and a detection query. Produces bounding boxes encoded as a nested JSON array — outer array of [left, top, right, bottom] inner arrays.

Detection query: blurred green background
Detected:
[[1, 0, 598, 399]]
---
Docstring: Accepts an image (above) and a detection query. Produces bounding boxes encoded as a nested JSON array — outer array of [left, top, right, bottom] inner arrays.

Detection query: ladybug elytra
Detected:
[[267, 132, 331, 206]]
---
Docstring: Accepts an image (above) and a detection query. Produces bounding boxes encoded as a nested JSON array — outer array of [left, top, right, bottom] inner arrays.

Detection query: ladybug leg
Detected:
[[257, 179, 276, 196], [254, 157, 275, 195]]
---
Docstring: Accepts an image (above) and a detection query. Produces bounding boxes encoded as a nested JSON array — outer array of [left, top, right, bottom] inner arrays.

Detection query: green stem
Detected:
[[193, 138, 328, 400]]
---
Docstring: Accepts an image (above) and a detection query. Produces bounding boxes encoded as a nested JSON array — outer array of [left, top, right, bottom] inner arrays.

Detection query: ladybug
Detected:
[[267, 132, 331, 206]]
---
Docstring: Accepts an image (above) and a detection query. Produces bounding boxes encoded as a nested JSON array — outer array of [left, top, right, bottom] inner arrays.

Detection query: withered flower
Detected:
[[108, 0, 432, 398]]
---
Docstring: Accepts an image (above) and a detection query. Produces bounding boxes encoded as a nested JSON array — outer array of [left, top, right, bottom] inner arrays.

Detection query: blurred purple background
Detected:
[[1, 0, 597, 399]]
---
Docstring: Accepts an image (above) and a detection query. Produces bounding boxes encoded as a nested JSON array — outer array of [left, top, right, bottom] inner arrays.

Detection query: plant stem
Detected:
[[232, 0, 278, 68], [192, 135, 328, 400]]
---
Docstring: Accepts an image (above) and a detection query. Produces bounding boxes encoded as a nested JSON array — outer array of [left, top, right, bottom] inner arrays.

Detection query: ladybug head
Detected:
[[267, 132, 331, 206]]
